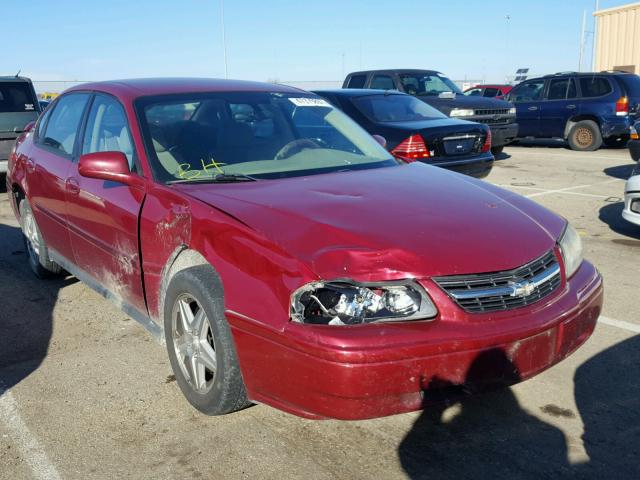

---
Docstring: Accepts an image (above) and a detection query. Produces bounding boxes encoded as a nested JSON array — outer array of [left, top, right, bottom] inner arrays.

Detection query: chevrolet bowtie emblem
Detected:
[[509, 279, 536, 297]]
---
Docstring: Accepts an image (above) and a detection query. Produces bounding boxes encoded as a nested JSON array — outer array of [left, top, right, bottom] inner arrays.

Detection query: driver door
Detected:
[[65, 93, 147, 313]]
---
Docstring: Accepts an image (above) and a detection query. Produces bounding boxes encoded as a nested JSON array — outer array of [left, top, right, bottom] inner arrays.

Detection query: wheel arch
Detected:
[[564, 115, 601, 139]]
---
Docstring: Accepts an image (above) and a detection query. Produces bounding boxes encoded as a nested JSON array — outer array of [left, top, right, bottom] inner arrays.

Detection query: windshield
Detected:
[[351, 94, 446, 122], [0, 82, 37, 113], [399, 73, 463, 96], [137, 92, 396, 182]]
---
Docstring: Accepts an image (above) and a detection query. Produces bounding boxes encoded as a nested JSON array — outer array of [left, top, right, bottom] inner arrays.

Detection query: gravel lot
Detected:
[[1, 143, 638, 480]]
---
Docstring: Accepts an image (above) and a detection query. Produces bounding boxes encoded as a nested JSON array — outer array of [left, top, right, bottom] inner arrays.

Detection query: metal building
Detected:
[[594, 2, 640, 73]]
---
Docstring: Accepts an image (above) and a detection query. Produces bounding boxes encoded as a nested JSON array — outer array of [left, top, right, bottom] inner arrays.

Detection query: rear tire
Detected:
[[490, 146, 504, 155], [164, 265, 250, 415], [19, 200, 62, 278], [567, 120, 602, 151]]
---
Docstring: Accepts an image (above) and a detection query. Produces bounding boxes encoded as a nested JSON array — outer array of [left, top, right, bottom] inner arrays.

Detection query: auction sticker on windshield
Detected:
[[289, 97, 331, 107]]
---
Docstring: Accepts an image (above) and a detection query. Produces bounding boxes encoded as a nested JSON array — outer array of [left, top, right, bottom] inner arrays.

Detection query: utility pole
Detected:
[[592, 0, 600, 71], [579, 9, 587, 72], [221, 0, 229, 79]]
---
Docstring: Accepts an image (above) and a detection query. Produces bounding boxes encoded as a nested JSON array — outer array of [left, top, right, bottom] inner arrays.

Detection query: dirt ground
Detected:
[[1, 142, 638, 479]]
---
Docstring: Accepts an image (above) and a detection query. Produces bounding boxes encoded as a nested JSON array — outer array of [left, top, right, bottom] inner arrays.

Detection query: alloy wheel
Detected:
[[171, 294, 217, 393], [575, 127, 594, 148]]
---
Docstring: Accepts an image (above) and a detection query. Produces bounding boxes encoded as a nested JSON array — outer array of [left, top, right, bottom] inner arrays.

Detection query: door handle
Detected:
[[65, 177, 80, 195], [527, 106, 538, 111], [566, 104, 576, 109]]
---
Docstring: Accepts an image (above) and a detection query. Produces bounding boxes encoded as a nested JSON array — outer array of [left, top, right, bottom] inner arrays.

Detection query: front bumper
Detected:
[[489, 123, 519, 147], [229, 260, 603, 420], [622, 175, 640, 226], [428, 152, 494, 179]]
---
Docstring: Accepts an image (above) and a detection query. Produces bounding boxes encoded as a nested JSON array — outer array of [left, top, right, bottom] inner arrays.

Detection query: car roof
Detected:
[[0, 76, 34, 84], [65, 78, 307, 102], [346, 69, 441, 76], [469, 84, 511, 88], [534, 71, 637, 80], [314, 88, 407, 97]]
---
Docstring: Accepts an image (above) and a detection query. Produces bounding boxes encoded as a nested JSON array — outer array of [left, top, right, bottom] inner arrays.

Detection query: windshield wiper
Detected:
[[167, 173, 258, 185]]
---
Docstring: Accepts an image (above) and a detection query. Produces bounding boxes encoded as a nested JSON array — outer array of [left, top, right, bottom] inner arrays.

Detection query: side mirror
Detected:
[[78, 151, 142, 187], [372, 134, 387, 149]]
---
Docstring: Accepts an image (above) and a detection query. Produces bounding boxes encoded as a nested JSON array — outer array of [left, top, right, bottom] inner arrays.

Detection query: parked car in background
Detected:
[[628, 121, 640, 161], [0, 76, 40, 173], [506, 71, 640, 151], [314, 89, 494, 178], [38, 100, 50, 111], [343, 69, 518, 154], [464, 84, 513, 99], [6, 78, 602, 420], [622, 163, 640, 226]]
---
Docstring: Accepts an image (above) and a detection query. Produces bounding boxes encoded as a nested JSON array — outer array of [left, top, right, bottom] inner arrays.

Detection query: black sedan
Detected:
[[313, 89, 494, 178]]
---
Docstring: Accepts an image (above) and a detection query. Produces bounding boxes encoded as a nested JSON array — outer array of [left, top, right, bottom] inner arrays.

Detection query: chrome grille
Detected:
[[474, 108, 511, 116], [433, 250, 561, 313]]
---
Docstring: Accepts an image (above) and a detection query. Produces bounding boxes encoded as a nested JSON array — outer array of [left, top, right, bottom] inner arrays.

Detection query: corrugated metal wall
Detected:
[[595, 3, 640, 73]]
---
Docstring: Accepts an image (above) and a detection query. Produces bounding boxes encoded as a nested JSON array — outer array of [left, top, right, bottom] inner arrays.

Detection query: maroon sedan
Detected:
[[6, 79, 602, 420]]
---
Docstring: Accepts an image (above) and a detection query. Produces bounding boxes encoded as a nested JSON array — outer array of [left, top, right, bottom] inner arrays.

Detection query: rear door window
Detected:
[[547, 78, 577, 100], [483, 87, 500, 97], [0, 82, 37, 113], [370, 75, 395, 90], [41, 93, 90, 156], [346, 75, 366, 89], [579, 77, 613, 97]]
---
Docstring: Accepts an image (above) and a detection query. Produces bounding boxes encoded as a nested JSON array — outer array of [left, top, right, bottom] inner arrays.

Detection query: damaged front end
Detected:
[[290, 280, 438, 325]]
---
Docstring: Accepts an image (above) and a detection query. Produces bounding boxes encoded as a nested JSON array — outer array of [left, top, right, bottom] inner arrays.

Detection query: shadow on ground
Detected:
[[398, 338, 640, 479], [0, 223, 74, 393], [598, 202, 640, 241], [603, 163, 637, 180]]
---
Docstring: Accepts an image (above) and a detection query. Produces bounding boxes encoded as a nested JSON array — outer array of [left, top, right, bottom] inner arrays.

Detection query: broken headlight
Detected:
[[290, 280, 437, 325]]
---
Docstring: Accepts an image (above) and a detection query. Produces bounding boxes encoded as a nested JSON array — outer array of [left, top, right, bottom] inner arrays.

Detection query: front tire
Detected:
[[164, 265, 250, 415], [567, 120, 602, 151], [19, 200, 62, 278]]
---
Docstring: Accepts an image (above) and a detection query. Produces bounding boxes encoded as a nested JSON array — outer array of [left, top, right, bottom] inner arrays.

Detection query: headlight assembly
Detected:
[[450, 108, 475, 117], [290, 280, 437, 325], [558, 222, 583, 279]]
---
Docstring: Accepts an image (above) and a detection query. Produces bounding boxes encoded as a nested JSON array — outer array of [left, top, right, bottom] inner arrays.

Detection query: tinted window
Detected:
[[347, 75, 367, 89], [82, 95, 135, 170], [510, 80, 545, 102], [351, 94, 446, 122], [579, 77, 612, 97], [0, 82, 37, 113], [41, 93, 90, 155], [399, 73, 462, 96], [483, 87, 499, 97], [547, 78, 577, 100], [138, 92, 395, 183], [370, 75, 395, 90]]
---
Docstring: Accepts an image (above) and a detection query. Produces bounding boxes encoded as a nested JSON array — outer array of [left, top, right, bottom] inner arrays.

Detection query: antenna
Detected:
[[15, 69, 21, 77]]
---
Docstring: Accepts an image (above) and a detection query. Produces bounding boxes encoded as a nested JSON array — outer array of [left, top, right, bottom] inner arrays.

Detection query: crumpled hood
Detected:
[[175, 164, 563, 280]]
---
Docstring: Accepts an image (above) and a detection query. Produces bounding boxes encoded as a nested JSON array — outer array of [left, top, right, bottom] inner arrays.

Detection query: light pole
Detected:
[[221, 0, 229, 78]]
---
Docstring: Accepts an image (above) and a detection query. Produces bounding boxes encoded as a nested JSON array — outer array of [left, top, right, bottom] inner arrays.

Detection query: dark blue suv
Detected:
[[506, 72, 640, 151]]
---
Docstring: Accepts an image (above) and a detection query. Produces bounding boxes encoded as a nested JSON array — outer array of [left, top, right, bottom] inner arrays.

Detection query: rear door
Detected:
[[28, 92, 91, 261], [65, 93, 147, 312], [508, 79, 545, 137], [539, 77, 578, 137]]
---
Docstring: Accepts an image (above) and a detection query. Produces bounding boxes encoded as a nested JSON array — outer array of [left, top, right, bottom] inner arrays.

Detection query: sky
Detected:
[[1, 0, 634, 89]]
